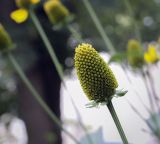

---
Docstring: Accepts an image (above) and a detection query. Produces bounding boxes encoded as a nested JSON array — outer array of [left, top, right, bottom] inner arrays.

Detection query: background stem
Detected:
[[123, 0, 141, 42], [67, 24, 83, 43], [29, 8, 64, 81], [81, 0, 116, 54], [7, 52, 80, 144], [142, 71, 155, 112], [29, 8, 93, 144], [107, 101, 128, 144]]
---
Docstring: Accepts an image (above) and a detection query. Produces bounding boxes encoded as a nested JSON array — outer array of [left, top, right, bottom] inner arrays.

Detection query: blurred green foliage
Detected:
[[74, 0, 160, 51]]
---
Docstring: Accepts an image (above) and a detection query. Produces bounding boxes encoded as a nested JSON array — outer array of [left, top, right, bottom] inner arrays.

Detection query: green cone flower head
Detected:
[[127, 39, 144, 68], [75, 43, 118, 103], [44, 0, 70, 25], [0, 24, 13, 51]]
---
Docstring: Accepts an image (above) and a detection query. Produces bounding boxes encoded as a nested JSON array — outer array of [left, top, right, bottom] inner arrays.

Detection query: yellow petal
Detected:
[[148, 44, 157, 59], [30, 0, 40, 4], [10, 9, 29, 23], [144, 53, 153, 63]]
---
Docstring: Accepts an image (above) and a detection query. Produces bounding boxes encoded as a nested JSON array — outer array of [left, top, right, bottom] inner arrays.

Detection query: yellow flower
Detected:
[[0, 24, 13, 51], [144, 44, 160, 64], [127, 39, 144, 68], [10, 0, 40, 23], [74, 43, 118, 103], [44, 0, 70, 25], [10, 9, 29, 24], [16, 0, 40, 9]]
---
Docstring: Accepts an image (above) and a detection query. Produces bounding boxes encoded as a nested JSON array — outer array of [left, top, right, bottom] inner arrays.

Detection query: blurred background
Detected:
[[0, 0, 160, 144]]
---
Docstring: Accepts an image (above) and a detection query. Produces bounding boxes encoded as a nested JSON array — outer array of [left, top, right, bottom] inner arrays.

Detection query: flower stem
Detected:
[[29, 8, 93, 144], [67, 24, 83, 43], [142, 70, 155, 112], [107, 101, 128, 144], [123, 0, 141, 42], [29, 8, 64, 81], [7, 52, 80, 144], [81, 0, 116, 54], [146, 70, 160, 111]]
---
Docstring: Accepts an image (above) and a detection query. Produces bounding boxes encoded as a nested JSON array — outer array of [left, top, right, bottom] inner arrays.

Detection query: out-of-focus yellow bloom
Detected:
[[16, 0, 40, 9], [44, 0, 69, 25], [0, 24, 13, 51], [144, 44, 160, 64], [10, 0, 40, 23], [127, 39, 144, 68], [10, 9, 29, 24]]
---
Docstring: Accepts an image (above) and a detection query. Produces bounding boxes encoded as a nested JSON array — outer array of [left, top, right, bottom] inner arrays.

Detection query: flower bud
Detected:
[[15, 0, 40, 9], [74, 43, 118, 102], [0, 24, 13, 51], [44, 0, 70, 25], [127, 39, 144, 68]]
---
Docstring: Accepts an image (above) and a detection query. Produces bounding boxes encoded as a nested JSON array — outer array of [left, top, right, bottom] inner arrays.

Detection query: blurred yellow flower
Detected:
[[16, 0, 40, 8], [44, 0, 69, 25], [10, 9, 29, 24], [31, 0, 40, 4], [127, 39, 144, 68], [10, 0, 40, 23], [144, 44, 160, 64]]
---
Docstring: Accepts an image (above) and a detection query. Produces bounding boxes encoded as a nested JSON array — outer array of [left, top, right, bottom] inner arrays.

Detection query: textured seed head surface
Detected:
[[75, 43, 118, 102], [44, 0, 69, 25]]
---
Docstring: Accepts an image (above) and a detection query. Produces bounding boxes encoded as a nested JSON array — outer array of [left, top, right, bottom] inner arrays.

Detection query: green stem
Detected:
[[81, 0, 116, 54], [142, 71, 155, 112], [29, 8, 93, 144], [123, 0, 141, 42], [67, 24, 83, 43], [107, 101, 128, 144], [7, 52, 80, 144], [29, 8, 64, 81], [146, 70, 160, 111]]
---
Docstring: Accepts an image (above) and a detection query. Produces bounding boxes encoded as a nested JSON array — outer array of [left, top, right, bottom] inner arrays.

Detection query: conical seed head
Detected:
[[44, 0, 69, 25], [0, 24, 13, 51], [75, 43, 118, 102]]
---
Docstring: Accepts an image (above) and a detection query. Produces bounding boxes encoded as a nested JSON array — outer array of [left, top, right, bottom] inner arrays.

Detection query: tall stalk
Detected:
[[81, 0, 116, 54], [107, 101, 128, 144], [29, 8, 93, 144], [67, 24, 83, 43], [146, 69, 160, 111], [142, 70, 155, 112], [7, 52, 80, 144], [123, 0, 141, 42]]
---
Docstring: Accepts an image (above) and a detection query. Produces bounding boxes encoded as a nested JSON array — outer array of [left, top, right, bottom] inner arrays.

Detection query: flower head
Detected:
[[0, 24, 13, 51], [16, 0, 40, 9], [144, 44, 160, 64], [127, 39, 144, 68], [44, 0, 70, 25], [74, 43, 118, 103], [10, 0, 40, 23]]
